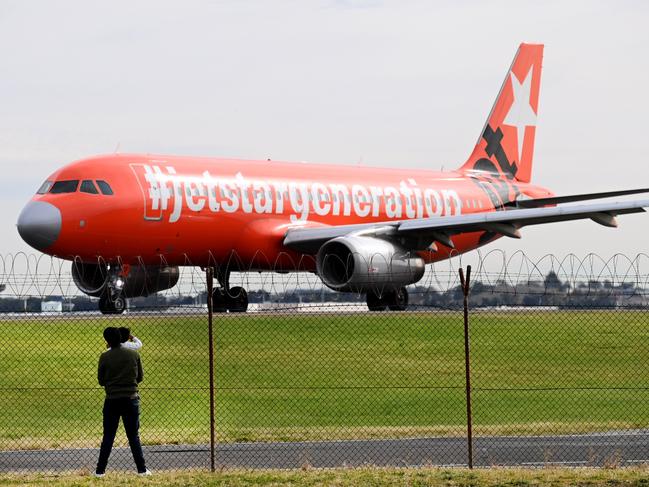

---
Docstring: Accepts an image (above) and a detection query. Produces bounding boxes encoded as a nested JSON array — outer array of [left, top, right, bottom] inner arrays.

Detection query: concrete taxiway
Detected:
[[2, 430, 648, 471]]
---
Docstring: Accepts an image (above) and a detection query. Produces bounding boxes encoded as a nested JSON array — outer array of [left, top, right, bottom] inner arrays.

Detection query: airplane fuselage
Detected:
[[24, 153, 553, 270]]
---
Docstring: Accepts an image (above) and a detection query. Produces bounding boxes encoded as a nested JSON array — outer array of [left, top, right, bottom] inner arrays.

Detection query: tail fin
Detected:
[[460, 43, 544, 183]]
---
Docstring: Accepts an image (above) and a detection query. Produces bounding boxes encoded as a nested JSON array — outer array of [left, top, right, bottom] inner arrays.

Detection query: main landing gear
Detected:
[[366, 287, 409, 312], [210, 268, 248, 313]]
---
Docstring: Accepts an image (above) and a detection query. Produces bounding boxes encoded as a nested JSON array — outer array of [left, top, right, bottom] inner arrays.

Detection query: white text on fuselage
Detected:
[[138, 165, 463, 223]]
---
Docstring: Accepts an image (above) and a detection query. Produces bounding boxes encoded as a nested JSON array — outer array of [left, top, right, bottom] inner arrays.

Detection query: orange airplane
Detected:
[[16, 43, 649, 314]]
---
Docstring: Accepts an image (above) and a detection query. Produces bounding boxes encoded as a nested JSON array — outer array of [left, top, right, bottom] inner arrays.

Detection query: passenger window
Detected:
[[37, 181, 53, 194], [50, 180, 79, 194], [80, 180, 99, 194], [96, 180, 114, 195]]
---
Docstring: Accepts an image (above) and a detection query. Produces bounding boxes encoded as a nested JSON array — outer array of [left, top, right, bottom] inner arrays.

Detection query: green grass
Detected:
[[1, 310, 648, 450], [2, 467, 649, 486]]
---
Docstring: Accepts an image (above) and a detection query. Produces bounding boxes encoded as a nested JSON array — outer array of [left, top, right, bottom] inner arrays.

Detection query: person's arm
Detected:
[[98, 354, 106, 386], [124, 336, 142, 351], [136, 355, 143, 384], [121, 336, 142, 350]]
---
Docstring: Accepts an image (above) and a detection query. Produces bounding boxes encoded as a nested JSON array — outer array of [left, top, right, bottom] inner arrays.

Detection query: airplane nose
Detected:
[[17, 201, 62, 251]]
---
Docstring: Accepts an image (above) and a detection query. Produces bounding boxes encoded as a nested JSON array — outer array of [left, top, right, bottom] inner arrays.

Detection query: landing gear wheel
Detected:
[[211, 288, 228, 313], [99, 293, 127, 315], [112, 294, 127, 314], [387, 287, 408, 311], [227, 286, 248, 313], [366, 289, 387, 311]]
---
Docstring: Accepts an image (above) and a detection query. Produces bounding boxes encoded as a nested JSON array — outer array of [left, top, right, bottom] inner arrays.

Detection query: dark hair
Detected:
[[103, 327, 121, 348], [118, 327, 130, 343]]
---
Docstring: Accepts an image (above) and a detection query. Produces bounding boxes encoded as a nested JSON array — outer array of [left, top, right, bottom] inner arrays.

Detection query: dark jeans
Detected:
[[96, 397, 147, 474]]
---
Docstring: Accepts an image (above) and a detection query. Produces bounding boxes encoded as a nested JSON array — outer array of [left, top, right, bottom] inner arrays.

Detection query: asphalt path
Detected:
[[2, 430, 648, 472]]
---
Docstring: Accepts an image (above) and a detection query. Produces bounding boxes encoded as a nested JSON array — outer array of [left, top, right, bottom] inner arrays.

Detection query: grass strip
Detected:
[[1, 311, 648, 449], [2, 467, 649, 486]]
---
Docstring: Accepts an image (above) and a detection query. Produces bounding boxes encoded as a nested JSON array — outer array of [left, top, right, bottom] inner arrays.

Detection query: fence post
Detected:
[[459, 265, 473, 469], [206, 267, 216, 472]]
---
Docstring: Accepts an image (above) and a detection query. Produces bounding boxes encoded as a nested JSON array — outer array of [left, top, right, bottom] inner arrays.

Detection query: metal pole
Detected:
[[459, 265, 473, 469], [206, 267, 216, 472]]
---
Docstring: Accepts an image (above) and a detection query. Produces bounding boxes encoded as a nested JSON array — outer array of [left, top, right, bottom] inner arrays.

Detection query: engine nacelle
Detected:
[[316, 236, 425, 292], [71, 262, 180, 298]]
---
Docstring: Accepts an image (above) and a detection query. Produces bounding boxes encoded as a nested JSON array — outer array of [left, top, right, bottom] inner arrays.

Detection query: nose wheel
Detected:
[[99, 292, 126, 314], [365, 287, 408, 312], [97, 264, 128, 314]]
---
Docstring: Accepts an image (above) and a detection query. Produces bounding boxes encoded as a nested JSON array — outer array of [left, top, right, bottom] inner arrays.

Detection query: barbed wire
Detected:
[[0, 250, 648, 300]]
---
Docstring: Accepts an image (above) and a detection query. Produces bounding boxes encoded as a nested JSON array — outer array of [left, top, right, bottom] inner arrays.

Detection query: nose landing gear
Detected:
[[98, 292, 127, 314], [97, 266, 128, 314]]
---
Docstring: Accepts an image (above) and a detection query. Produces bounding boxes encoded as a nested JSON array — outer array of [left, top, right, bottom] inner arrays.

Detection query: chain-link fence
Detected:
[[0, 251, 648, 472]]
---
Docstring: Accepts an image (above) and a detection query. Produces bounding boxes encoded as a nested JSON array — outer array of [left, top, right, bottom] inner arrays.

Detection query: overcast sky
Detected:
[[1, 0, 648, 264]]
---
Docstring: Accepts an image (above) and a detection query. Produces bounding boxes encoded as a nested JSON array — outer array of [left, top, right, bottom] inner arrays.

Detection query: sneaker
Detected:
[[138, 469, 152, 476], [93, 472, 105, 478]]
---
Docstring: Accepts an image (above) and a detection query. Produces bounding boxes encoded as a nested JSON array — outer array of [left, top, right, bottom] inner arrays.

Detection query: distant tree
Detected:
[[544, 271, 563, 290]]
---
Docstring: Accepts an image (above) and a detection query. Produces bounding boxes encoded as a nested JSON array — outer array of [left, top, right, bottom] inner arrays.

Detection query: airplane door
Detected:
[[130, 163, 168, 221]]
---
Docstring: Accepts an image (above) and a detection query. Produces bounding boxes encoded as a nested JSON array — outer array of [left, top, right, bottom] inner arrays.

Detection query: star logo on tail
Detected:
[[502, 68, 537, 161]]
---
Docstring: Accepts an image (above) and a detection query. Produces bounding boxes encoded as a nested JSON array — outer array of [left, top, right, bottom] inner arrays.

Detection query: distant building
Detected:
[[41, 301, 63, 313]]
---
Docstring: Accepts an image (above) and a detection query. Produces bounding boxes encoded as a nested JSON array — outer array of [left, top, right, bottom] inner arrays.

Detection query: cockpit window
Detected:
[[96, 180, 114, 195], [36, 181, 53, 194], [80, 180, 99, 194], [49, 180, 79, 194]]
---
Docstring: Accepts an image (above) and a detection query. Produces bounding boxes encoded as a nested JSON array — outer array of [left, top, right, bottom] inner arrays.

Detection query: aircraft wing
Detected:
[[283, 199, 649, 254], [505, 187, 649, 209]]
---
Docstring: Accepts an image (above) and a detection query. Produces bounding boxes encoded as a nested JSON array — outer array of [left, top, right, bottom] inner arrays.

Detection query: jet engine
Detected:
[[71, 262, 180, 298], [315, 235, 425, 292]]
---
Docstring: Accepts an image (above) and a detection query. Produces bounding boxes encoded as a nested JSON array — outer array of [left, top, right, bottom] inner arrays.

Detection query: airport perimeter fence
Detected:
[[0, 250, 648, 472]]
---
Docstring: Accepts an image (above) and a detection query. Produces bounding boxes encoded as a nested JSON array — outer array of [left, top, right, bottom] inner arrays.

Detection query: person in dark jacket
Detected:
[[95, 327, 150, 477]]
